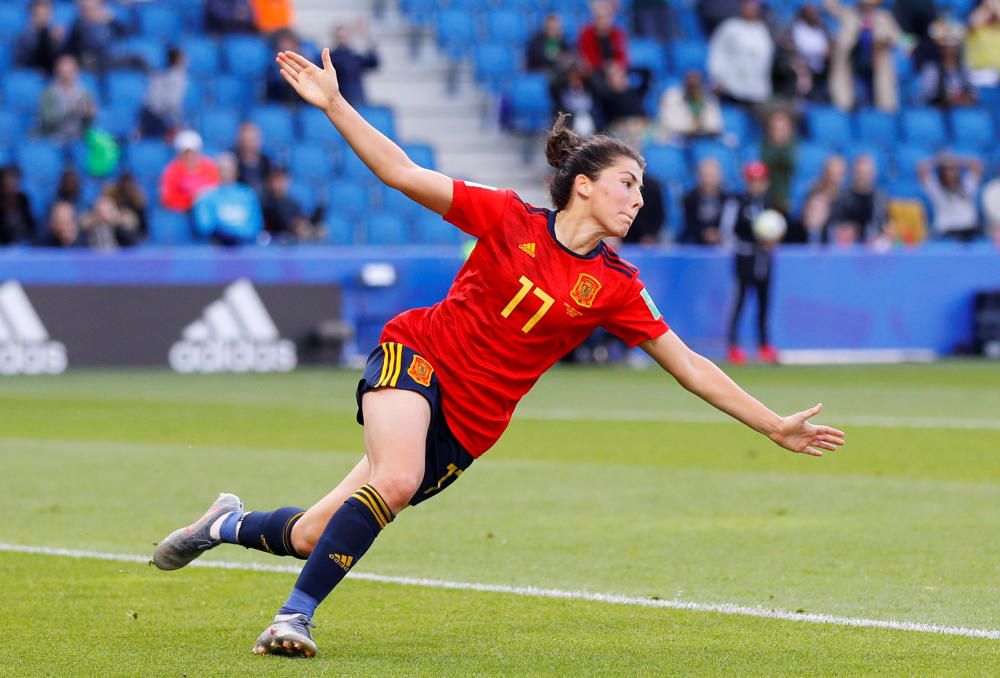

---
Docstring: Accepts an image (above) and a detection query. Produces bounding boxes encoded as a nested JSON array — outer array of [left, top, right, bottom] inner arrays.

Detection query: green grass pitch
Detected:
[[1, 363, 998, 676]]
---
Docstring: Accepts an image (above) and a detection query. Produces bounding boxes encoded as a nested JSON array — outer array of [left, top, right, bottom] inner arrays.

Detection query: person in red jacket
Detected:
[[152, 48, 846, 660], [159, 130, 221, 212], [578, 0, 629, 74]]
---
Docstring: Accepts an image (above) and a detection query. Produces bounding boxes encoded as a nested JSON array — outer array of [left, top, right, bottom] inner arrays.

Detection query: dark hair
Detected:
[[167, 47, 184, 67], [545, 113, 645, 210]]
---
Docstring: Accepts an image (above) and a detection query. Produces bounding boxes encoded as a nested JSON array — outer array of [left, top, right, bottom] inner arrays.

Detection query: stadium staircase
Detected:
[[294, 0, 551, 208]]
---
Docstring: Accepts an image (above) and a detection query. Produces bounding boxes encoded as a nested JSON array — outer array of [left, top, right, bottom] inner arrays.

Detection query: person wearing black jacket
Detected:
[[680, 157, 728, 245], [623, 173, 666, 244], [722, 161, 779, 364]]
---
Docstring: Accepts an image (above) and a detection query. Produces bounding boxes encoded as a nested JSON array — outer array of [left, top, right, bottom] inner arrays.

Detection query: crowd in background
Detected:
[[3, 0, 1000, 250]]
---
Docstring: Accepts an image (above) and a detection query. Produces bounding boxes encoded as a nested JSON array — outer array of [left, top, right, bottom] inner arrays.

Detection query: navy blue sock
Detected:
[[234, 506, 307, 558], [279, 484, 394, 618]]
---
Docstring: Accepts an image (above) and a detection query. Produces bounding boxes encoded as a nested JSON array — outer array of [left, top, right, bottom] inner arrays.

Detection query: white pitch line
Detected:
[[518, 408, 1000, 431], [2, 542, 998, 641]]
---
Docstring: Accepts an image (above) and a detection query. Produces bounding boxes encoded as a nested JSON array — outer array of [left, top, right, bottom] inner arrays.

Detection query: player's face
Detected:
[[591, 157, 644, 239]]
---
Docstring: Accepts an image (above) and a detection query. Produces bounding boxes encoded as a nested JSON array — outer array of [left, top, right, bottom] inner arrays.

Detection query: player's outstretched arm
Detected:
[[640, 331, 845, 457], [276, 49, 453, 215]]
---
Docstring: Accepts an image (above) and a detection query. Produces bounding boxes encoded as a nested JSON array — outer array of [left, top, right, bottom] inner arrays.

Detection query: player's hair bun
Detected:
[[545, 113, 584, 170]]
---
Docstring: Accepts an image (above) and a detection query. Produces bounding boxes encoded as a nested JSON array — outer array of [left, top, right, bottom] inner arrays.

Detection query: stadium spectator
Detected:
[[622, 172, 665, 245], [233, 122, 273, 198], [140, 47, 189, 138], [329, 22, 379, 107], [38, 54, 96, 144], [0, 167, 37, 246], [594, 64, 652, 142], [760, 108, 797, 215], [723, 161, 778, 364], [790, 4, 831, 100], [104, 172, 148, 235], [967, 0, 1000, 84], [205, 0, 257, 34], [698, 0, 744, 37], [14, 0, 64, 76], [920, 20, 976, 108], [795, 154, 847, 244], [708, 0, 774, 107], [193, 152, 264, 246], [37, 201, 85, 248], [657, 70, 723, 142], [578, 1, 629, 75], [680, 157, 728, 245], [55, 168, 84, 211], [62, 0, 130, 72], [526, 13, 572, 75], [81, 194, 142, 249], [771, 28, 817, 104], [630, 0, 677, 43], [828, 155, 888, 246], [251, 0, 294, 34], [824, 0, 902, 112], [160, 130, 221, 212], [549, 63, 601, 137], [267, 30, 317, 103], [918, 154, 983, 242], [893, 0, 939, 73], [261, 166, 322, 243]]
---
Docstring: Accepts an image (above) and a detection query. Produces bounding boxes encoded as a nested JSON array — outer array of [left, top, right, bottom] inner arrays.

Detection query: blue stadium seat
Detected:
[[104, 70, 149, 111], [806, 106, 853, 149], [855, 108, 896, 147], [339, 148, 377, 183], [795, 142, 832, 182], [0, 111, 24, 148], [894, 144, 934, 180], [900, 108, 947, 149], [222, 35, 271, 78], [669, 41, 707, 75], [400, 0, 439, 26], [2, 70, 46, 116], [474, 43, 518, 91], [435, 10, 478, 59], [950, 108, 994, 151], [179, 37, 220, 78], [95, 103, 138, 139], [210, 74, 249, 108], [51, 3, 77, 30], [290, 144, 334, 187], [15, 141, 63, 185], [356, 105, 396, 140], [365, 212, 410, 245], [149, 208, 195, 245], [401, 143, 436, 170], [182, 78, 205, 120], [287, 180, 319, 216], [325, 215, 357, 246], [414, 211, 461, 245], [298, 107, 346, 151], [137, 2, 182, 43], [0, 5, 27, 43], [689, 140, 738, 184], [125, 140, 172, 184], [249, 105, 296, 154], [721, 106, 754, 144], [629, 39, 668, 80], [327, 181, 369, 220], [641, 144, 687, 185], [486, 9, 527, 45], [0, 44, 11, 74], [114, 37, 166, 70], [379, 187, 417, 219], [508, 74, 552, 133], [200, 109, 241, 150]]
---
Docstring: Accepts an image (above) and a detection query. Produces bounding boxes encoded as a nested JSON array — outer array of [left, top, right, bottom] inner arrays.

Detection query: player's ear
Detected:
[[574, 174, 592, 199]]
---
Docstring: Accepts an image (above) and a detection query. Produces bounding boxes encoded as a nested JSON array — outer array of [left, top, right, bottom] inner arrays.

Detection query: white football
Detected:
[[753, 209, 787, 243]]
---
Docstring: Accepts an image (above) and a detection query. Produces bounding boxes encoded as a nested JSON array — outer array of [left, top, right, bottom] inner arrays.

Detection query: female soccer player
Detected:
[[152, 49, 845, 658]]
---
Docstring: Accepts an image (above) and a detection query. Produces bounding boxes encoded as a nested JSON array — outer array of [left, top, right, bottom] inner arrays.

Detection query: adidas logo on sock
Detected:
[[329, 553, 354, 571]]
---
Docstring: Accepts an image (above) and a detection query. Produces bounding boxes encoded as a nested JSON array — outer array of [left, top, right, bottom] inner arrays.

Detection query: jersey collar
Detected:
[[547, 210, 605, 260]]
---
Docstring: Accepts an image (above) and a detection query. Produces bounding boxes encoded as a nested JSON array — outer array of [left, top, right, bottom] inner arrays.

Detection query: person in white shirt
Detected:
[[708, 0, 775, 106], [918, 154, 983, 242]]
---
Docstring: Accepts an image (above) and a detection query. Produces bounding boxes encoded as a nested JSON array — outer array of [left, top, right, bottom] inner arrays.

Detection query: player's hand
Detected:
[[276, 49, 341, 111], [769, 403, 845, 457]]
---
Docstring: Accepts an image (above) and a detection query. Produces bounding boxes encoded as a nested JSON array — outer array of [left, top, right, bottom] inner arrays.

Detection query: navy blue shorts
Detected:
[[355, 342, 475, 506]]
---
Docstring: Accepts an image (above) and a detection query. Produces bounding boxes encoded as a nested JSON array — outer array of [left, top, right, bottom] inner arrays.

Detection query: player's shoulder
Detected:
[[598, 243, 639, 281]]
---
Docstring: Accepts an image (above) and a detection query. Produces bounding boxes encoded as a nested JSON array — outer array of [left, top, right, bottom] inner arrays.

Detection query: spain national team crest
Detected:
[[407, 355, 434, 387], [570, 273, 602, 308]]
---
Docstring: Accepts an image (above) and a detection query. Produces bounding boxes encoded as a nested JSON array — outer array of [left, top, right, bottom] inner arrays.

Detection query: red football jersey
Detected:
[[381, 180, 669, 457]]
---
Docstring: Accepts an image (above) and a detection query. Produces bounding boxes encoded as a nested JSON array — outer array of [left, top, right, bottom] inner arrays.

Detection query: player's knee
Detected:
[[289, 516, 320, 557], [369, 471, 422, 514]]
